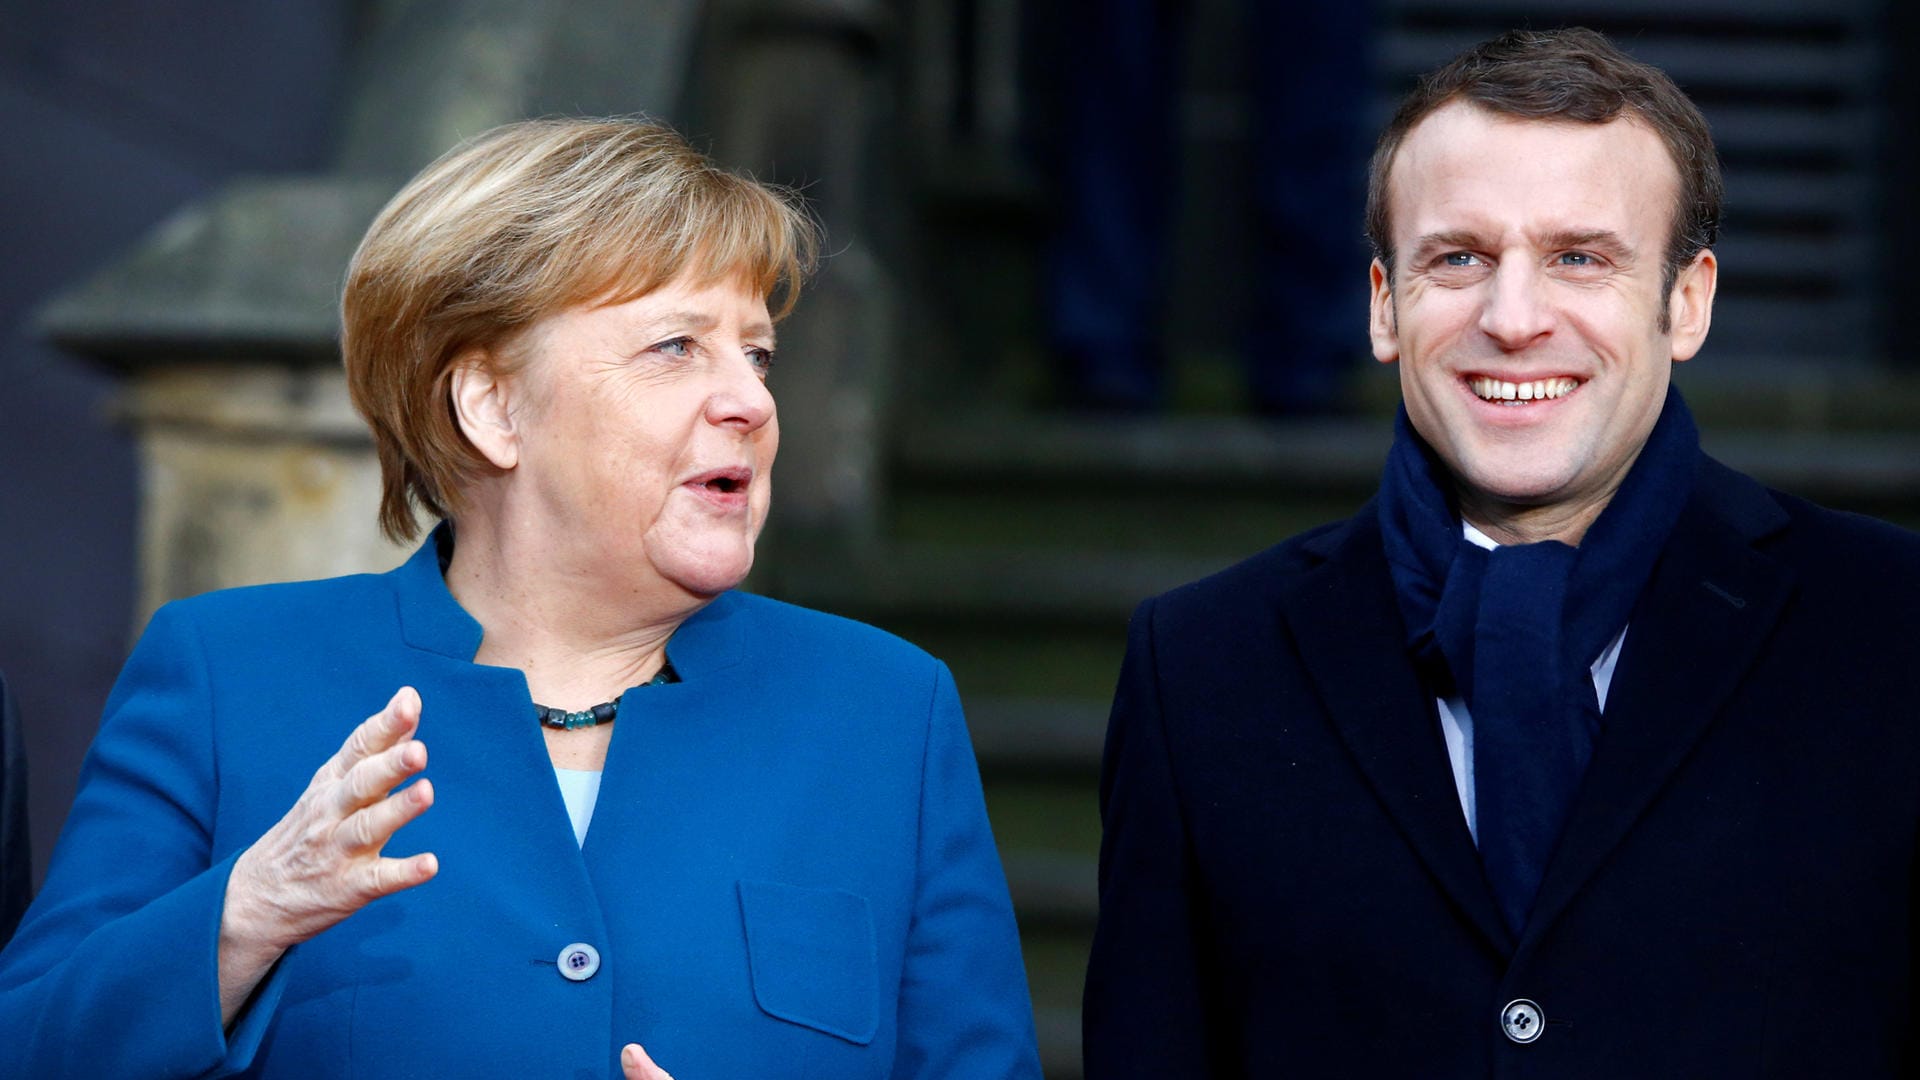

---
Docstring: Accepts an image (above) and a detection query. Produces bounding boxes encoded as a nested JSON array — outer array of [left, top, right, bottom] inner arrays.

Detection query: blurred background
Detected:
[[3, 1, 1917, 1073]]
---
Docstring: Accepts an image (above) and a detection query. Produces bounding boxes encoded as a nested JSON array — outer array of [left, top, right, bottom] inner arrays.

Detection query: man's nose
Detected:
[[1478, 262, 1554, 351]]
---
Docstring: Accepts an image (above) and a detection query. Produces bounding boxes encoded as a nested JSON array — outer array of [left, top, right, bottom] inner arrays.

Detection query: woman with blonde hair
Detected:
[[0, 118, 1041, 1079]]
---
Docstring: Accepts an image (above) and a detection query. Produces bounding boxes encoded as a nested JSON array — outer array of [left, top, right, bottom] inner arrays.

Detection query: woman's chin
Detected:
[[658, 547, 755, 599]]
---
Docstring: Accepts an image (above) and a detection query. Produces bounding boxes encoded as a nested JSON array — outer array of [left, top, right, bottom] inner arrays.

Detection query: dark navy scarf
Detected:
[[1376, 385, 1698, 932]]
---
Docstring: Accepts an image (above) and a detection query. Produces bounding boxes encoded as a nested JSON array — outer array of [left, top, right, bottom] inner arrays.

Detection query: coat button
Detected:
[[1501, 998, 1544, 1044], [558, 942, 601, 982]]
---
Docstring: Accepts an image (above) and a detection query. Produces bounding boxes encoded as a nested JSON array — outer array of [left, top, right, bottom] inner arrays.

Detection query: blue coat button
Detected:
[[558, 942, 601, 982]]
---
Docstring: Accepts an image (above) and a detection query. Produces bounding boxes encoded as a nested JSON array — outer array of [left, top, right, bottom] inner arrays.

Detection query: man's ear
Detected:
[[1668, 248, 1717, 363], [449, 348, 521, 470], [1369, 258, 1399, 364]]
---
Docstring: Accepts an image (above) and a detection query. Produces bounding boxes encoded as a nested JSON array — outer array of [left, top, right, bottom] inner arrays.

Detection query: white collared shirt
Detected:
[[1436, 521, 1627, 845], [553, 766, 603, 847]]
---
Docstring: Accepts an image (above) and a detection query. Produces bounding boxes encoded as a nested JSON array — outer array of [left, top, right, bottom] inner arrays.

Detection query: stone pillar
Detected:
[[117, 367, 401, 622], [37, 177, 399, 625]]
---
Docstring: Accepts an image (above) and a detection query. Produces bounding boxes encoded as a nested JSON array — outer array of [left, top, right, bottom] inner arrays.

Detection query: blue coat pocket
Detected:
[[736, 879, 879, 1045]]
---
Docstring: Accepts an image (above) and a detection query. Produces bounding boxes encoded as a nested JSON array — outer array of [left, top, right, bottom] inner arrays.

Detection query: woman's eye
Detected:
[[652, 336, 694, 357], [747, 347, 776, 375]]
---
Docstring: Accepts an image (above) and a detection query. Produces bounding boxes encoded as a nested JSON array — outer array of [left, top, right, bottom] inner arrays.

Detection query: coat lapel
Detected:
[[1283, 509, 1515, 955], [1522, 457, 1795, 943], [581, 592, 748, 872]]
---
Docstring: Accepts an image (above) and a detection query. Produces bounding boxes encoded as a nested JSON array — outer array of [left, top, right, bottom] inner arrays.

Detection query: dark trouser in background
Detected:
[[1046, 0, 1375, 412]]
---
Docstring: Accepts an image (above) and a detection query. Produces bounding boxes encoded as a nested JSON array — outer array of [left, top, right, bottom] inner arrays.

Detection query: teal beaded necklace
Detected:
[[533, 666, 674, 730]]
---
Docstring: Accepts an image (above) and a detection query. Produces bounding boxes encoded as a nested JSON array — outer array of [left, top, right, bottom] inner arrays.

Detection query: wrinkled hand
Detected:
[[218, 687, 439, 1022], [622, 1043, 676, 1080]]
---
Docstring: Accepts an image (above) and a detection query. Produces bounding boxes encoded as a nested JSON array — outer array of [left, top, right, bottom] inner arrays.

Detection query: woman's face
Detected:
[[506, 274, 778, 601]]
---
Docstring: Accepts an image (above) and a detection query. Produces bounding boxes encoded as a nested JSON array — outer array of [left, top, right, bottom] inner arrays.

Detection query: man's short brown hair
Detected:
[[342, 117, 818, 543], [1365, 27, 1722, 304]]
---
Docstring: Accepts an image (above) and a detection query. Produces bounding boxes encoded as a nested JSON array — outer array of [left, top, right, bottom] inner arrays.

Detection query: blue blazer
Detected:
[[1084, 456, 1920, 1077], [0, 534, 1041, 1079]]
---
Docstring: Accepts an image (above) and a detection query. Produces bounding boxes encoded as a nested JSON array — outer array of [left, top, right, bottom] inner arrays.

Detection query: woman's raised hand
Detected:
[[622, 1043, 676, 1080], [216, 687, 439, 1023]]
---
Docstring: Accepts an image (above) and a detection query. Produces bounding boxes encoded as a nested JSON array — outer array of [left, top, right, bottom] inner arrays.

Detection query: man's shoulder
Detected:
[[1693, 454, 1920, 588], [1768, 489, 1920, 580], [1145, 511, 1370, 624]]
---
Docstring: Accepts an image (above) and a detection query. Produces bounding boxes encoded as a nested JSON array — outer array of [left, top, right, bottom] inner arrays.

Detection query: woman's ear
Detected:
[[449, 348, 520, 470]]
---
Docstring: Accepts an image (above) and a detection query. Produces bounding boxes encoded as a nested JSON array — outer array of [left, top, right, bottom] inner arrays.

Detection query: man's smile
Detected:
[[1466, 375, 1583, 404]]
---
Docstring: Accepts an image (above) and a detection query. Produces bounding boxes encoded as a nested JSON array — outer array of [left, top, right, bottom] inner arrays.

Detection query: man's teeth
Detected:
[[1469, 376, 1579, 402]]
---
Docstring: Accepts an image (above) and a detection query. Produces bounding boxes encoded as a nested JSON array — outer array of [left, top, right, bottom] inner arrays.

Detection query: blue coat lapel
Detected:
[[581, 597, 749, 877], [391, 528, 484, 660]]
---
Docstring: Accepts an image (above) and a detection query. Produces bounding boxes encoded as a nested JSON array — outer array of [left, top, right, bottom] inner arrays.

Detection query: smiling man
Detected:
[[1084, 27, 1920, 1078]]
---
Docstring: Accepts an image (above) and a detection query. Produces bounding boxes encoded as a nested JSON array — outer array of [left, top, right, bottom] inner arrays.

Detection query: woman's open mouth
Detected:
[[683, 467, 753, 507]]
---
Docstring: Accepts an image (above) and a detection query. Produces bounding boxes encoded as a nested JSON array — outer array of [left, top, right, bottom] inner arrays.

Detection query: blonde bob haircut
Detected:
[[342, 116, 819, 543]]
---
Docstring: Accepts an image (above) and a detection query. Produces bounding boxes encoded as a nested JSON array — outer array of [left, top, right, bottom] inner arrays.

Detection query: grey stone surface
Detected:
[[336, 0, 705, 177], [112, 366, 406, 623], [38, 178, 394, 364]]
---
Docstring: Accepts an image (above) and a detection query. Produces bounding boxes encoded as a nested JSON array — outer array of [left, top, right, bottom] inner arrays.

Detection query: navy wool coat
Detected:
[[1084, 456, 1920, 1078], [0, 535, 1041, 1079]]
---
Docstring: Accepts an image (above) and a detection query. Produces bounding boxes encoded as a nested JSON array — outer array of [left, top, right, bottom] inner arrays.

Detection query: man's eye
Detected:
[[1557, 252, 1595, 266], [1442, 252, 1481, 267], [747, 347, 776, 374], [652, 336, 693, 357]]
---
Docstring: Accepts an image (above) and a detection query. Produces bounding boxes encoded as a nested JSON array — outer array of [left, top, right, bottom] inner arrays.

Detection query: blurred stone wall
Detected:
[[0, 2, 353, 888]]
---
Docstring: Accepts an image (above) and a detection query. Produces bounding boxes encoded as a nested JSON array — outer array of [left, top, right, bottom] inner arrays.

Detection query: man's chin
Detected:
[[1454, 466, 1583, 513]]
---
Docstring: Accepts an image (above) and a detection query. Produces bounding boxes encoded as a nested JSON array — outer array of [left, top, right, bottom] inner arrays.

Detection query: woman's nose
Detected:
[[705, 352, 776, 431]]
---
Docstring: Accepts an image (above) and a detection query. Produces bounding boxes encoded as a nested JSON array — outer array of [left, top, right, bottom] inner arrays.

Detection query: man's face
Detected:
[[1369, 101, 1715, 541]]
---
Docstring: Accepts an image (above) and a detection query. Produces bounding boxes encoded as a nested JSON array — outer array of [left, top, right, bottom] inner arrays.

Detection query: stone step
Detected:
[[1018, 900, 1097, 1076], [1035, 1005, 1084, 1080], [901, 406, 1920, 489], [896, 413, 1388, 491], [776, 546, 1230, 624], [893, 407, 1920, 531], [970, 697, 1108, 776], [1388, 0, 1872, 24], [888, 485, 1360, 560], [1383, 34, 1876, 102], [1005, 850, 1100, 930]]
